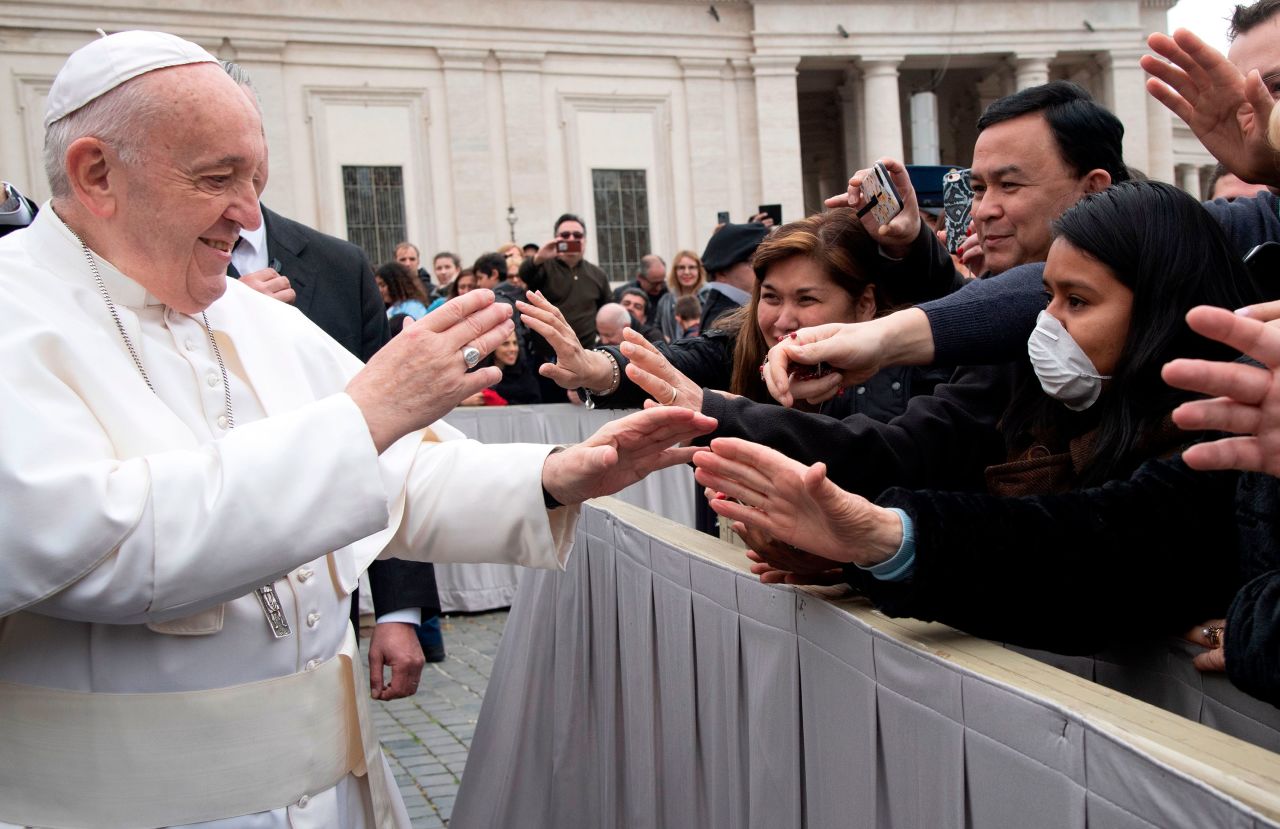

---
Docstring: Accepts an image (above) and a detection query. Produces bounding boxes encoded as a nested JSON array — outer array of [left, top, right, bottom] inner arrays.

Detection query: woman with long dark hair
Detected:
[[693, 181, 1261, 653], [459, 331, 543, 406], [375, 261, 429, 321]]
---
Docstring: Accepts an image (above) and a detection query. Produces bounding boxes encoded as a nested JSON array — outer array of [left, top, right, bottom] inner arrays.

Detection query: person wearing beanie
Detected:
[[696, 221, 770, 332]]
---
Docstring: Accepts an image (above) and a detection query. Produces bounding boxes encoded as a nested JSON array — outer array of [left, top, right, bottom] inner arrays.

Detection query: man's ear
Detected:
[[1081, 168, 1113, 195], [64, 137, 119, 219]]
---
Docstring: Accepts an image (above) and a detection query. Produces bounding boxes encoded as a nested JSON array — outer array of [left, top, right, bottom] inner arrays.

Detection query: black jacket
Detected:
[[700, 364, 1014, 497], [261, 207, 387, 363], [698, 285, 745, 332], [492, 358, 543, 405], [846, 456, 1240, 655], [1226, 473, 1280, 705]]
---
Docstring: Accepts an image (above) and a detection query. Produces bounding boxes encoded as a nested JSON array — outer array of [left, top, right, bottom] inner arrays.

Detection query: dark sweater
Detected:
[[519, 256, 612, 348], [846, 457, 1240, 654], [700, 364, 1013, 496]]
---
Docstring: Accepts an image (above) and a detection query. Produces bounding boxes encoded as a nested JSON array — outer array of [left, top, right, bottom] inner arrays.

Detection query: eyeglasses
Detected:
[[557, 231, 585, 240]]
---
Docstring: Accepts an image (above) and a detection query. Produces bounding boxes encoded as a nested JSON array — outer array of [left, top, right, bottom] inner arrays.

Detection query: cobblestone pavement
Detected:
[[366, 610, 510, 828]]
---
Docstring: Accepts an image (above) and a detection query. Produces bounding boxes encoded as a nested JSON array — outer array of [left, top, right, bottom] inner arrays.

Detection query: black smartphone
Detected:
[[942, 168, 973, 254], [1245, 242, 1280, 286], [757, 204, 782, 226], [717, 210, 730, 224]]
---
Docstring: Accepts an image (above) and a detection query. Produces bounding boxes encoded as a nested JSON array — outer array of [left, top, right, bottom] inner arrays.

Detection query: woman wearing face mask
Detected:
[[692, 181, 1261, 653]]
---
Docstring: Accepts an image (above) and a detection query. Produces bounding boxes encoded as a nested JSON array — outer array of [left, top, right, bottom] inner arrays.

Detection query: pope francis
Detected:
[[0, 30, 715, 829]]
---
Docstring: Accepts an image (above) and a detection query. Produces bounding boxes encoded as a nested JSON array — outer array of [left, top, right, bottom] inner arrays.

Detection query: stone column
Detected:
[[497, 51, 551, 245], [837, 65, 863, 174], [750, 54, 805, 223], [1102, 49, 1151, 177], [1176, 163, 1202, 198], [681, 58, 733, 244], [910, 91, 940, 165], [1013, 54, 1054, 90], [1141, 0, 1178, 183], [439, 48, 498, 259], [860, 57, 904, 162]]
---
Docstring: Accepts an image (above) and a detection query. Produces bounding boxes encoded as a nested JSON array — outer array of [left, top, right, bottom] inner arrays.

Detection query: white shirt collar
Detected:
[[233, 212, 269, 275]]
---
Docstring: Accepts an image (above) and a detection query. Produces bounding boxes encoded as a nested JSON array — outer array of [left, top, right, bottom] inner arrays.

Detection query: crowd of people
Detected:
[[8, 4, 1280, 826], [446, 4, 1280, 711], [373, 215, 733, 406]]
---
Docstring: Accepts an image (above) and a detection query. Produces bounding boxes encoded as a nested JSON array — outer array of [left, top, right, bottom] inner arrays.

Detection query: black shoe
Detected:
[[424, 644, 447, 663]]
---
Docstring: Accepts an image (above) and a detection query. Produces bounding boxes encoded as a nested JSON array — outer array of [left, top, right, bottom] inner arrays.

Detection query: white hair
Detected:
[[43, 75, 162, 200]]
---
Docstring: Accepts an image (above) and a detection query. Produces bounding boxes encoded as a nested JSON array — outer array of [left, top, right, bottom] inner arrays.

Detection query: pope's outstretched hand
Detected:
[[541, 407, 717, 506], [347, 289, 514, 453]]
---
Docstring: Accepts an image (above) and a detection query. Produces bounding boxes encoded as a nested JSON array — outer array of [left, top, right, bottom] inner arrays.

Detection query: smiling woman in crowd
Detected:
[[654, 249, 706, 341]]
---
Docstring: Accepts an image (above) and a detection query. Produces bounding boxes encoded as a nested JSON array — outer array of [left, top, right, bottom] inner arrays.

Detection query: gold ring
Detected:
[[668, 387, 679, 406], [1203, 625, 1224, 649]]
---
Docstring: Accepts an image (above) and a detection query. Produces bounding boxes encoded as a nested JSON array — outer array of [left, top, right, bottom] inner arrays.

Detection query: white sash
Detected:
[[0, 626, 400, 829]]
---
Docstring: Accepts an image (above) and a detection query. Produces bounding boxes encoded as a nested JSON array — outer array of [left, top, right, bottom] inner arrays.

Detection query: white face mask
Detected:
[[1027, 310, 1111, 411]]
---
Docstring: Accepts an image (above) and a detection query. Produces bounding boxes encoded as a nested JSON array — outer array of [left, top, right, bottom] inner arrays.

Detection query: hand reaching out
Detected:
[[1142, 29, 1280, 187], [824, 157, 921, 258], [619, 328, 704, 412], [516, 291, 616, 391], [1163, 303, 1280, 475], [692, 437, 903, 566]]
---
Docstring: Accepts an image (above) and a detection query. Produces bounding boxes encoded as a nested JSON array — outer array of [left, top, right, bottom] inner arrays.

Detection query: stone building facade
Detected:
[[0, 0, 1215, 277]]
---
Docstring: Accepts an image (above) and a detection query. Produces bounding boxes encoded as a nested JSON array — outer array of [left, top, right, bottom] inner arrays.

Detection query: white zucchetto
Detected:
[[44, 30, 216, 128]]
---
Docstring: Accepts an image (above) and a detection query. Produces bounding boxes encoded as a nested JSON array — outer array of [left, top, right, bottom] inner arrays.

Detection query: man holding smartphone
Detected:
[[520, 213, 612, 347]]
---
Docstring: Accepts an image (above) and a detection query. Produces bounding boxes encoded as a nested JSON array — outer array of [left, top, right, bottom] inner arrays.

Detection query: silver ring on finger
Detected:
[[667, 387, 679, 406], [462, 346, 482, 369]]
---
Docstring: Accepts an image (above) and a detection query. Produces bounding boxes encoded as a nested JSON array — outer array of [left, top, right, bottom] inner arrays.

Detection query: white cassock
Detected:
[[0, 207, 579, 829]]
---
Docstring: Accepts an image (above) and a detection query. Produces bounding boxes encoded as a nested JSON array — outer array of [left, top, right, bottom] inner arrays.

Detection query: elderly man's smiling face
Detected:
[[107, 63, 265, 313]]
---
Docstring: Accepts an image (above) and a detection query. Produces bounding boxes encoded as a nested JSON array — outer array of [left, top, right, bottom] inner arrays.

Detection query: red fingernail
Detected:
[[789, 332, 797, 339]]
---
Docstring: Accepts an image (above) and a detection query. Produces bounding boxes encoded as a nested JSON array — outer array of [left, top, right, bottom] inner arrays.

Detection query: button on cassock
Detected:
[[306, 612, 320, 628], [296, 568, 314, 583]]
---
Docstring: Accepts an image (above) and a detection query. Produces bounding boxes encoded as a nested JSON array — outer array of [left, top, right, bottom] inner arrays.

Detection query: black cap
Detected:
[[701, 222, 769, 274]]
